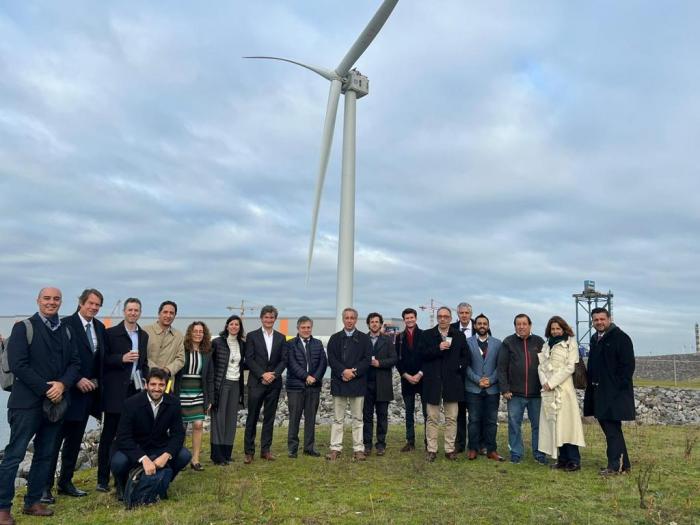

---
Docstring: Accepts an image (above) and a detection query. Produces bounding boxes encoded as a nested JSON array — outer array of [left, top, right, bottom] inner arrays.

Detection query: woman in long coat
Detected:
[[537, 316, 585, 471]]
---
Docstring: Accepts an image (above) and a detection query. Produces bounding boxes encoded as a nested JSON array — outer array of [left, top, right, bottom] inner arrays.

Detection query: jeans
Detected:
[[0, 408, 62, 509], [558, 443, 581, 466], [465, 392, 500, 453], [507, 395, 545, 461], [110, 447, 192, 490], [403, 393, 427, 446]]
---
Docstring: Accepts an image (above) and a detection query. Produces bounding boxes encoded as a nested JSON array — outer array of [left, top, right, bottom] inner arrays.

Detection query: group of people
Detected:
[[0, 288, 636, 525]]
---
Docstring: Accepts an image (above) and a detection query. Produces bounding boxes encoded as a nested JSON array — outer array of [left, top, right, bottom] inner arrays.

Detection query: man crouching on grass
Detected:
[[110, 368, 191, 500]]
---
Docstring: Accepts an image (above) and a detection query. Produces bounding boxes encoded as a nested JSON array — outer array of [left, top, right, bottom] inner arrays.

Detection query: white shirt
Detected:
[[78, 312, 98, 350], [263, 329, 274, 359], [226, 337, 242, 381], [459, 321, 473, 338]]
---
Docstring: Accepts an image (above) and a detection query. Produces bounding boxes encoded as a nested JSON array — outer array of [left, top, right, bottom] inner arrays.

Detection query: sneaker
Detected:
[[352, 451, 367, 461], [425, 451, 437, 462], [535, 455, 549, 465], [325, 450, 341, 461], [510, 455, 522, 464]]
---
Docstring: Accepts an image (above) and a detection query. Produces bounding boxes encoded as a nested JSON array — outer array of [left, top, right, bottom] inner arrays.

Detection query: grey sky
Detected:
[[1, 1, 698, 354]]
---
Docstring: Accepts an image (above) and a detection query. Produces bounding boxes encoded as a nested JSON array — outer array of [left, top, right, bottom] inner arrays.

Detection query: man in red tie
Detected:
[[395, 308, 425, 452]]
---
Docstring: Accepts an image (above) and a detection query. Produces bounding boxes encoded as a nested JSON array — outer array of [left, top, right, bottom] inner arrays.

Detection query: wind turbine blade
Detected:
[[307, 78, 342, 282], [335, 0, 399, 77], [243, 56, 338, 81]]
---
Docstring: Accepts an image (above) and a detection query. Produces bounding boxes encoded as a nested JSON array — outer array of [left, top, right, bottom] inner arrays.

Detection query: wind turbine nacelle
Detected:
[[342, 70, 369, 98]]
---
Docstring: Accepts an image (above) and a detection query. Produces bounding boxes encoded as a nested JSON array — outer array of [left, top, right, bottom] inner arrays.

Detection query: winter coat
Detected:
[[327, 330, 372, 397], [205, 336, 246, 409], [285, 335, 327, 391], [417, 325, 469, 405], [497, 333, 544, 398], [367, 334, 398, 402]]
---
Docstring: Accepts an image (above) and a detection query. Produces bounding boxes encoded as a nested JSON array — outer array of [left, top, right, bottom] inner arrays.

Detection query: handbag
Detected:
[[573, 359, 588, 390]]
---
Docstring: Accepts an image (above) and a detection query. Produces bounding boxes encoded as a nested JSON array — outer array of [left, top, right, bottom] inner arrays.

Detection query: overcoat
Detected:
[[417, 325, 469, 405], [367, 334, 397, 402], [327, 329, 372, 397]]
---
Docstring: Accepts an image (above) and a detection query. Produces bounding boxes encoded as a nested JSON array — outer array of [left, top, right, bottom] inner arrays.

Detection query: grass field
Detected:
[[13, 423, 700, 525]]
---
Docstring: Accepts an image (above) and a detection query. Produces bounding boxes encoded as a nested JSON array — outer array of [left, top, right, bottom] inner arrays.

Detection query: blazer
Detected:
[[245, 328, 287, 389], [102, 321, 150, 414], [465, 335, 502, 395], [62, 312, 107, 421], [113, 391, 185, 464], [205, 336, 246, 408], [285, 335, 327, 391], [418, 325, 469, 405], [7, 313, 80, 409], [395, 327, 424, 396], [583, 325, 636, 421], [367, 334, 398, 402], [327, 329, 372, 397]]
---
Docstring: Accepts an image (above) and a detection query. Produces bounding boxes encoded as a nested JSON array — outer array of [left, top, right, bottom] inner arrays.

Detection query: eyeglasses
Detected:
[[436, 315, 451, 319]]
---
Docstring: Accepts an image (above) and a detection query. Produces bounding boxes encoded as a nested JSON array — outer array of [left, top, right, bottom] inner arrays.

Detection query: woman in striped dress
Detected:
[[180, 321, 211, 471]]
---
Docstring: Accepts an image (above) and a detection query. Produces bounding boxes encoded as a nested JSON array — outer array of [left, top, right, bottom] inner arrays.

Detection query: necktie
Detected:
[[85, 323, 96, 353], [303, 339, 311, 372]]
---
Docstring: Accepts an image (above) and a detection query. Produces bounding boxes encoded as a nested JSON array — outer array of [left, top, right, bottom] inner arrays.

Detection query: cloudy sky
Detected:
[[1, 1, 698, 354]]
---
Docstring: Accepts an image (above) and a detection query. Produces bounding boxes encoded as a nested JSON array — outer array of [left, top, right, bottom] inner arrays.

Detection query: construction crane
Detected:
[[226, 299, 259, 318], [418, 298, 446, 328]]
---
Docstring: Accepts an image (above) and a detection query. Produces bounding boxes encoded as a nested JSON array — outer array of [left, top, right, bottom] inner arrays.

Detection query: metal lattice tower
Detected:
[[573, 280, 613, 354]]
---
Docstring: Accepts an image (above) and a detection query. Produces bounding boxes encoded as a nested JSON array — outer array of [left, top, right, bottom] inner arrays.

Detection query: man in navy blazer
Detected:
[[243, 305, 287, 463], [465, 314, 505, 461], [44, 289, 107, 502], [0, 287, 80, 522], [111, 368, 190, 499]]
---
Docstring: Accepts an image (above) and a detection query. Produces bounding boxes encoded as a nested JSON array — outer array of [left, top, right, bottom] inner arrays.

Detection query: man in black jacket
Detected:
[[44, 289, 106, 503], [418, 307, 469, 461], [326, 308, 372, 461], [363, 312, 397, 456], [497, 313, 546, 464], [96, 298, 149, 492], [111, 368, 190, 498], [244, 305, 287, 463], [0, 287, 80, 523], [395, 308, 425, 452], [451, 302, 474, 454], [285, 316, 327, 458], [583, 308, 636, 475]]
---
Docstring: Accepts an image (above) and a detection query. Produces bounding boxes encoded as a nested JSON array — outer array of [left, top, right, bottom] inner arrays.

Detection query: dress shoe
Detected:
[[325, 450, 341, 461], [400, 443, 415, 452], [486, 452, 505, 462], [599, 466, 630, 476], [565, 462, 581, 472], [22, 504, 53, 517], [352, 451, 367, 461], [95, 483, 110, 493], [303, 450, 321, 457], [425, 451, 437, 462], [260, 451, 276, 461], [467, 450, 478, 460], [288, 452, 298, 459], [244, 454, 254, 464], [0, 509, 16, 525], [58, 482, 88, 497], [375, 447, 386, 457], [39, 489, 55, 505], [550, 461, 567, 470], [444, 451, 458, 461], [364, 447, 372, 456], [190, 462, 205, 472]]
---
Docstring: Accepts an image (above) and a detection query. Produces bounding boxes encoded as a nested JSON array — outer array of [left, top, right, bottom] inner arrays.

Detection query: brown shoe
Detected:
[[243, 454, 254, 464], [400, 443, 415, 452], [467, 449, 478, 460], [352, 451, 367, 461], [0, 509, 16, 525], [487, 451, 505, 462], [22, 503, 53, 517], [376, 447, 386, 456], [425, 451, 437, 462], [445, 451, 458, 461], [325, 450, 341, 461], [260, 451, 276, 461]]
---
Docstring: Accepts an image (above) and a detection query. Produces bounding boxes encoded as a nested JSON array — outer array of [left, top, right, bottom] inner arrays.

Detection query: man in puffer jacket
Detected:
[[497, 313, 546, 464]]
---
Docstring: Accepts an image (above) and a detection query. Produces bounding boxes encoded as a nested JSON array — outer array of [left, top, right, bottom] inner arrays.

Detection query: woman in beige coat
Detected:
[[537, 316, 585, 471]]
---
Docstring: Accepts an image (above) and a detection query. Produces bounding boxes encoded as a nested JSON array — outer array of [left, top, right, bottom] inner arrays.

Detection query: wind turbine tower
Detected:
[[246, 0, 399, 329]]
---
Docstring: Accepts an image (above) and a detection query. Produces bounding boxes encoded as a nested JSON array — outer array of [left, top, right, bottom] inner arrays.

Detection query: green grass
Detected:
[[14, 423, 700, 525], [634, 378, 700, 389]]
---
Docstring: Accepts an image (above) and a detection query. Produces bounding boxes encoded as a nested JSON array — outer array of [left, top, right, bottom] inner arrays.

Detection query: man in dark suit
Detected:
[[243, 305, 287, 463], [451, 302, 473, 454], [583, 307, 636, 476], [0, 287, 80, 523], [326, 308, 372, 461], [43, 289, 107, 503], [111, 368, 191, 498], [362, 312, 397, 456], [395, 308, 425, 452], [96, 298, 149, 492], [418, 306, 469, 462], [285, 316, 327, 458]]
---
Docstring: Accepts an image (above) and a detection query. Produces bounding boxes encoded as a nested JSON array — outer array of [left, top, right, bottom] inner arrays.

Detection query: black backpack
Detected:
[[123, 465, 173, 509]]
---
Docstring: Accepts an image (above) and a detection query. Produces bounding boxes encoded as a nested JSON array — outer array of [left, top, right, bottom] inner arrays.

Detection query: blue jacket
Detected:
[[285, 335, 327, 391], [7, 313, 81, 409], [465, 335, 502, 395]]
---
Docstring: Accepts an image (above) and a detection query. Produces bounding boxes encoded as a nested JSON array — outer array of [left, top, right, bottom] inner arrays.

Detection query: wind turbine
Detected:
[[246, 0, 399, 329]]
